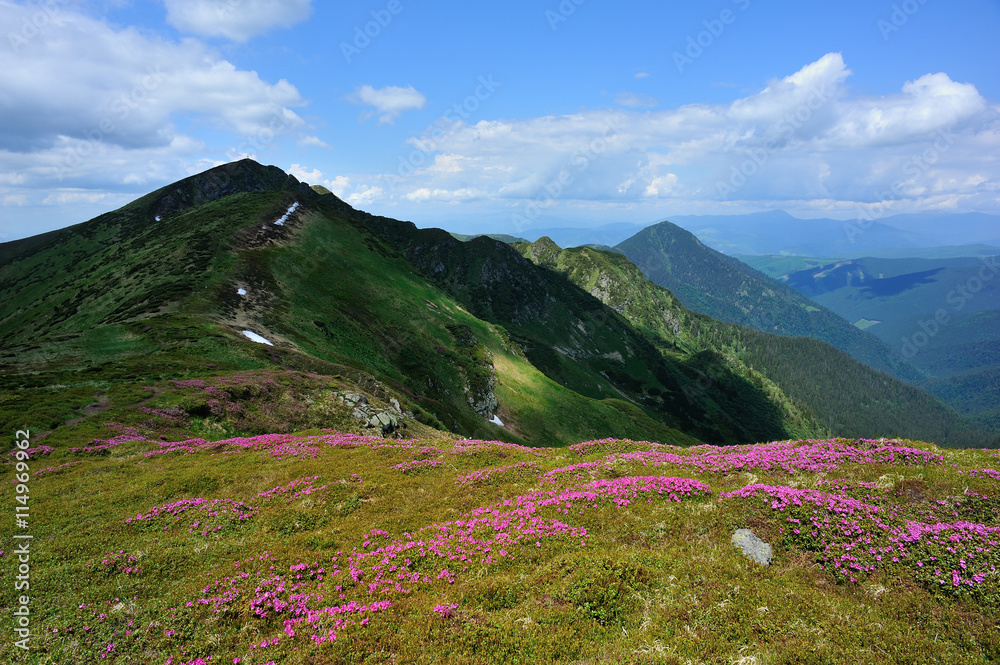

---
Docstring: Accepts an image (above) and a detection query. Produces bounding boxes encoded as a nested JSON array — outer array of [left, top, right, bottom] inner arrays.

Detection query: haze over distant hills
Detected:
[[468, 210, 1000, 260]]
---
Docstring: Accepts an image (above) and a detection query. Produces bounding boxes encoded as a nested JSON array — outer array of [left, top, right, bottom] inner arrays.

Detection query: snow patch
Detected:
[[237, 288, 247, 296], [241, 330, 273, 346], [490, 414, 504, 427], [274, 201, 300, 226]]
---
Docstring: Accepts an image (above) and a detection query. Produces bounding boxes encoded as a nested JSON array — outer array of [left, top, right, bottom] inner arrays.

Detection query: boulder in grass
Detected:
[[732, 528, 772, 566]]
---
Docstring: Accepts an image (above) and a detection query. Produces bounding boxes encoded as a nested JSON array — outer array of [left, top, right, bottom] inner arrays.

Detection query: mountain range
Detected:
[[491, 210, 1000, 260], [1, 160, 994, 449]]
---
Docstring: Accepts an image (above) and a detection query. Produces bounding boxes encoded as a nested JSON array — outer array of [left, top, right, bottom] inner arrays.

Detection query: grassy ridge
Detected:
[[359, 217, 810, 445], [515, 239, 822, 443]]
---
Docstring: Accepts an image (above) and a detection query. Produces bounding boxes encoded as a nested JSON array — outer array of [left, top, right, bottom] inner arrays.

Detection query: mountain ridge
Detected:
[[1, 159, 993, 448]]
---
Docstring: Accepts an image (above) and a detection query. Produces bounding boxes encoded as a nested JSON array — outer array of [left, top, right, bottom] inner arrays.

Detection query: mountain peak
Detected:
[[522, 236, 562, 267], [138, 159, 326, 223]]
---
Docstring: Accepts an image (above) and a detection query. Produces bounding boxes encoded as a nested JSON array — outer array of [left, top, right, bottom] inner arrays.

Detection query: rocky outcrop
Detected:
[[448, 325, 499, 418], [336, 391, 404, 436]]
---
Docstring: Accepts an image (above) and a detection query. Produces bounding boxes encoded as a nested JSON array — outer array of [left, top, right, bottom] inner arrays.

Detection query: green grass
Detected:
[[3, 418, 998, 664]]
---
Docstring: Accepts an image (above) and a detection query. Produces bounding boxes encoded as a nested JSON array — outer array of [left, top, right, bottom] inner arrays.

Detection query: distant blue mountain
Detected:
[[434, 210, 999, 258]]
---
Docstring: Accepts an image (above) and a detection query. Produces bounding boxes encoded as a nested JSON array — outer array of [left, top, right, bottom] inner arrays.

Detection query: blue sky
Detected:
[[2, 0, 999, 241]]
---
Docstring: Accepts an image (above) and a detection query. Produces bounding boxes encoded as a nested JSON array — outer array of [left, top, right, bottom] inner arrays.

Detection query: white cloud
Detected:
[[349, 53, 997, 219], [327, 175, 351, 198], [41, 191, 116, 205], [163, 0, 313, 42], [288, 163, 323, 184], [634, 72, 649, 79], [644, 174, 679, 198], [349, 85, 426, 125], [404, 187, 482, 202], [0, 3, 305, 199], [346, 185, 384, 206], [298, 135, 332, 149]]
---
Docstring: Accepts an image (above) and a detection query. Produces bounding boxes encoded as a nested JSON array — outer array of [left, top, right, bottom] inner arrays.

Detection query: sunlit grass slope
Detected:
[[3, 414, 998, 664]]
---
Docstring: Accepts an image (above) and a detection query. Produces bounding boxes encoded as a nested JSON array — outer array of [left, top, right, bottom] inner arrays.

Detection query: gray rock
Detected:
[[335, 389, 403, 436], [732, 528, 772, 566]]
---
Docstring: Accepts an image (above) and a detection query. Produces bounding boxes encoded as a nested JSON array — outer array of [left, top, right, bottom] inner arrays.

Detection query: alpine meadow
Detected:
[[2, 1, 1000, 664]]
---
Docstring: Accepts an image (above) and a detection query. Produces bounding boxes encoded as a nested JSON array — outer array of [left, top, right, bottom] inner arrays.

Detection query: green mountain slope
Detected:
[[514, 239, 995, 449], [779, 256, 1000, 430], [0, 160, 696, 448], [356, 216, 807, 445], [615, 221, 925, 383]]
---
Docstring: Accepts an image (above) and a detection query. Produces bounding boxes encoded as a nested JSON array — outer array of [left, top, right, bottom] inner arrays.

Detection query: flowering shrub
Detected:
[[71, 427, 148, 455], [182, 551, 392, 652], [33, 460, 81, 476], [432, 603, 459, 618], [8, 445, 54, 458], [456, 462, 538, 486], [91, 550, 143, 576], [126, 498, 258, 535], [257, 477, 330, 503], [451, 438, 550, 458], [568, 438, 658, 456], [137, 406, 189, 428], [722, 482, 1000, 599], [962, 468, 1000, 481], [393, 458, 441, 473]]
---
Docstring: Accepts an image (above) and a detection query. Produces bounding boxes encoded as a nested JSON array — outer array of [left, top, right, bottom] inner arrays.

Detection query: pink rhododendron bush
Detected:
[[4, 430, 998, 664]]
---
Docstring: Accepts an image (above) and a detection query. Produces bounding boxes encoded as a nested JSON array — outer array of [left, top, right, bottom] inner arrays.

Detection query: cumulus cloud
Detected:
[[0, 3, 306, 202], [349, 85, 426, 124], [346, 185, 384, 206], [353, 53, 997, 219], [298, 135, 332, 149], [326, 175, 352, 198], [279, 168, 388, 207], [288, 163, 323, 184], [404, 187, 482, 202], [163, 0, 313, 42]]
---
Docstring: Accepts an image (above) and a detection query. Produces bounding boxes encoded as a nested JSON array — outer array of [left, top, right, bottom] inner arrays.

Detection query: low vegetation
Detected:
[[4, 400, 998, 663]]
